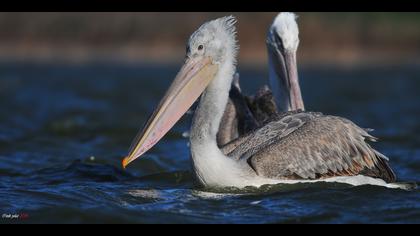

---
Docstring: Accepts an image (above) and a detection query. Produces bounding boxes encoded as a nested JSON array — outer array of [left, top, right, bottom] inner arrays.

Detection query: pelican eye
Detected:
[[198, 45, 204, 50]]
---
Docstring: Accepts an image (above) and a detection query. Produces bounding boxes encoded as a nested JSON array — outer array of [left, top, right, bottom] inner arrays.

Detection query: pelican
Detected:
[[267, 12, 305, 112], [216, 12, 305, 146], [122, 16, 407, 189]]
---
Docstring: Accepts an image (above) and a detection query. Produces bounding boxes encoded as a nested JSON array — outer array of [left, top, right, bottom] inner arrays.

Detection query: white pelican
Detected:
[[267, 12, 305, 112], [216, 12, 305, 146], [122, 16, 407, 189]]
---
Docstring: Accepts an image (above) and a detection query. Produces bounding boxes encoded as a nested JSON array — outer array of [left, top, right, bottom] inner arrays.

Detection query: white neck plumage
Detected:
[[188, 54, 250, 187], [190, 53, 235, 146]]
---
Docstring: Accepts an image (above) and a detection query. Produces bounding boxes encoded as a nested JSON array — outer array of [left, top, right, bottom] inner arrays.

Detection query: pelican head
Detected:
[[267, 12, 304, 112], [122, 16, 238, 168], [187, 16, 238, 65]]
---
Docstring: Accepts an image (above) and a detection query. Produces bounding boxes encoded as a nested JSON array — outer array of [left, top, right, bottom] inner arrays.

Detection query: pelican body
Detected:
[[122, 16, 404, 189]]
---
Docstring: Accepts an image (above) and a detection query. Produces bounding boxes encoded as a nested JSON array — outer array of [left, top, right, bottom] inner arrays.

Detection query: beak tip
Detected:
[[122, 157, 129, 169]]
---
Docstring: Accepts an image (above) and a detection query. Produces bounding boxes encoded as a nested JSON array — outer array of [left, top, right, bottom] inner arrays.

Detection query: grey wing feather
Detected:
[[246, 114, 396, 182], [222, 111, 321, 159]]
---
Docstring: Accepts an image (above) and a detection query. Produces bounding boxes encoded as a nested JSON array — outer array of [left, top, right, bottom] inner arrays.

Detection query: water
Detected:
[[0, 61, 419, 223]]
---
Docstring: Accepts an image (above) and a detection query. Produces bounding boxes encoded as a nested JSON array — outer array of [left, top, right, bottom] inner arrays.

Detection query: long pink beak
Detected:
[[267, 34, 304, 112], [122, 57, 218, 168]]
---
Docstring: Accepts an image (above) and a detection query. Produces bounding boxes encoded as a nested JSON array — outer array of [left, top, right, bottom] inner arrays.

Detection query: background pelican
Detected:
[[267, 12, 305, 112], [123, 16, 410, 190], [216, 12, 305, 146]]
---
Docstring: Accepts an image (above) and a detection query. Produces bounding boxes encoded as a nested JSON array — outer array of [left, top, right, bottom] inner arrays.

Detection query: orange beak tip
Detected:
[[122, 157, 129, 169]]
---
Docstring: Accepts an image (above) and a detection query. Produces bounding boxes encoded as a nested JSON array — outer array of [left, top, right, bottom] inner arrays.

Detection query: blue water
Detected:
[[0, 61, 419, 223]]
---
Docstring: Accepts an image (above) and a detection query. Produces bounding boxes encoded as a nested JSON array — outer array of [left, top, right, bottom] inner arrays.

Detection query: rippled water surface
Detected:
[[0, 61, 419, 223]]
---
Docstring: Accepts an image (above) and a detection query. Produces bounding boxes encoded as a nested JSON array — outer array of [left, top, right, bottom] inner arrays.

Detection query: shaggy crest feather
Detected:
[[189, 16, 238, 65]]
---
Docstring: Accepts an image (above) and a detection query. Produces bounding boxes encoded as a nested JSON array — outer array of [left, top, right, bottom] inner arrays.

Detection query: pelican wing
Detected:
[[228, 112, 396, 182], [222, 111, 321, 159]]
